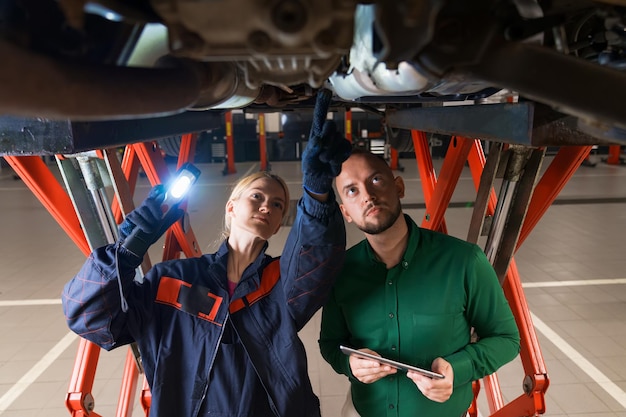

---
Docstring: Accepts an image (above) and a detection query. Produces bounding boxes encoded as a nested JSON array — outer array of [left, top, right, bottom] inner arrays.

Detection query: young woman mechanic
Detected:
[[62, 90, 351, 417]]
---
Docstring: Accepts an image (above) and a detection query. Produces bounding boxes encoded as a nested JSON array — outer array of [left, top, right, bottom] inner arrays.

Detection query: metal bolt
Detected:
[[522, 375, 534, 394], [84, 393, 95, 412]]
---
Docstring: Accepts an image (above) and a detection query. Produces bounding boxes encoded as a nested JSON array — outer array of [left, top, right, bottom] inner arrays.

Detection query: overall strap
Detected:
[[229, 259, 281, 313]]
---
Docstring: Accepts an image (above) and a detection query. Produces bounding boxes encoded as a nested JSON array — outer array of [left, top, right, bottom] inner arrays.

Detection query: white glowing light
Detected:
[[169, 175, 193, 199]]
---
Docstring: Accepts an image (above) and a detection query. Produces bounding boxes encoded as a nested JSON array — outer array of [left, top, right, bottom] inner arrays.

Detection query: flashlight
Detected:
[[121, 163, 201, 257], [160, 163, 201, 215]]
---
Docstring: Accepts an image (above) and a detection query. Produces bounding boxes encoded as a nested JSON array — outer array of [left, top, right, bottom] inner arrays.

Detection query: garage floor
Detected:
[[1, 152, 625, 417]]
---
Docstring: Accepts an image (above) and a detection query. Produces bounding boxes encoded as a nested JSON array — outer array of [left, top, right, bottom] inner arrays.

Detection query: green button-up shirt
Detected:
[[319, 215, 520, 417]]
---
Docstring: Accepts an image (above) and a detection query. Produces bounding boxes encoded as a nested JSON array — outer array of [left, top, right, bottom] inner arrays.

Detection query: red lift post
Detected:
[[345, 108, 353, 143], [606, 145, 623, 165], [224, 111, 237, 175], [110, 146, 141, 224], [389, 147, 400, 171], [259, 113, 269, 171]]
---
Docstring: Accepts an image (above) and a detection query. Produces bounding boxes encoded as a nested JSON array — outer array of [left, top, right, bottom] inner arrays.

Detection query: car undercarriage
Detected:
[[1, 0, 626, 154]]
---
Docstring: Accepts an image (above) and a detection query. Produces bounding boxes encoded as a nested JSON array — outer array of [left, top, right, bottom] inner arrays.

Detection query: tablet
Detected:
[[339, 345, 445, 379]]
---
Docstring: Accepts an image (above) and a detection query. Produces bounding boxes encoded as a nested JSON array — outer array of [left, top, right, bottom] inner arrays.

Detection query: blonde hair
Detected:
[[222, 171, 290, 240]]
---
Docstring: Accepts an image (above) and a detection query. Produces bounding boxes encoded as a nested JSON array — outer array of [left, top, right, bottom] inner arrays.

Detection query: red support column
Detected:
[[111, 146, 141, 224], [259, 113, 269, 171], [345, 108, 352, 143], [224, 111, 236, 175], [420, 135, 473, 232], [177, 133, 198, 167], [65, 339, 104, 417], [115, 349, 140, 417], [518, 146, 592, 248], [483, 373, 505, 414], [467, 380, 481, 417], [140, 378, 152, 415], [389, 147, 400, 171], [606, 145, 622, 165], [490, 259, 549, 417], [410, 130, 448, 234], [3, 156, 91, 256]]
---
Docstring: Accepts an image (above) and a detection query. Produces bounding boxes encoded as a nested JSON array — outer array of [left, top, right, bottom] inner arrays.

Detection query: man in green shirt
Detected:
[[319, 149, 520, 417]]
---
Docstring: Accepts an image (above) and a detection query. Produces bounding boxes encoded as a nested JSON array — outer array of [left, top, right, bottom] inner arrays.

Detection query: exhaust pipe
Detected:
[[0, 38, 204, 121]]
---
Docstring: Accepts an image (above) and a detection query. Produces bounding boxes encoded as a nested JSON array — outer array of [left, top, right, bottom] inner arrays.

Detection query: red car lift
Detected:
[[5, 133, 201, 417], [3, 129, 595, 416]]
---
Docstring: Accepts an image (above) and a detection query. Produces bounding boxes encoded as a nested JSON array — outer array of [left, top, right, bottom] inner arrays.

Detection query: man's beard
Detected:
[[356, 202, 402, 235]]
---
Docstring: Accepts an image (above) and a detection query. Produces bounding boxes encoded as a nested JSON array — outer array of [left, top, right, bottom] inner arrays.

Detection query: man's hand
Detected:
[[119, 184, 184, 258], [302, 89, 352, 197], [406, 357, 454, 402], [348, 348, 398, 384]]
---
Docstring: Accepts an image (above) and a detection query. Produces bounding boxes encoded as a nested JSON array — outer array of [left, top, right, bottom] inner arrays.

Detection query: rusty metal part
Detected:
[[386, 102, 535, 145], [532, 117, 616, 146], [0, 38, 203, 121], [154, 56, 260, 110], [253, 85, 312, 107], [0, 110, 223, 155], [373, 0, 447, 66], [576, 120, 626, 144], [385, 102, 626, 146], [150, 0, 355, 88]]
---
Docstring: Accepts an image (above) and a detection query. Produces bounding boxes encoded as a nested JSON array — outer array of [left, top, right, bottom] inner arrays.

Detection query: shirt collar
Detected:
[[403, 214, 421, 268], [364, 214, 421, 269]]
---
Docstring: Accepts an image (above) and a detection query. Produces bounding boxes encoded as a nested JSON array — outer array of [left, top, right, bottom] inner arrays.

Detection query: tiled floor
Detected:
[[0, 152, 625, 417]]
